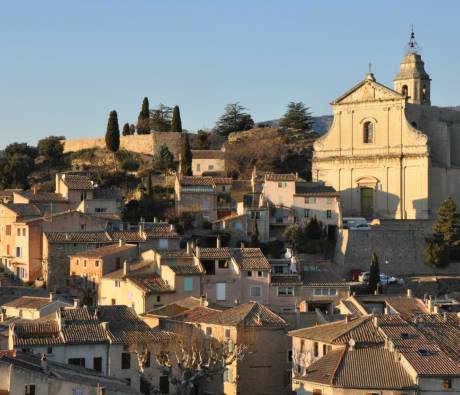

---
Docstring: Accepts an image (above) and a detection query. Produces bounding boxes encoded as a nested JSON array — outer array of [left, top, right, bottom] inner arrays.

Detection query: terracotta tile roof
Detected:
[[157, 250, 193, 258], [302, 346, 416, 390], [197, 247, 271, 270], [61, 174, 94, 190], [127, 274, 174, 294], [108, 230, 146, 242], [191, 149, 225, 159], [167, 265, 202, 275], [265, 173, 297, 182], [44, 231, 112, 243], [340, 300, 364, 317], [289, 316, 383, 345], [103, 260, 152, 279], [180, 176, 215, 186], [384, 297, 430, 315], [70, 243, 137, 258], [14, 321, 62, 346], [294, 182, 338, 196], [3, 203, 42, 217], [270, 275, 303, 286], [169, 306, 221, 323], [14, 190, 68, 202], [145, 223, 179, 239], [142, 304, 190, 318], [212, 177, 232, 185], [3, 296, 52, 310], [377, 314, 460, 376], [174, 302, 286, 328]]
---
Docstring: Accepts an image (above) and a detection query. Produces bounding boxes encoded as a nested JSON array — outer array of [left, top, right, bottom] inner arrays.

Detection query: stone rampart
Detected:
[[334, 220, 460, 277], [63, 132, 182, 157]]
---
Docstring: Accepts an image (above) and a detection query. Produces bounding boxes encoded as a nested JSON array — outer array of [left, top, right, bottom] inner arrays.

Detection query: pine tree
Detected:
[[122, 123, 130, 136], [216, 102, 254, 136], [251, 217, 259, 247], [137, 97, 150, 134], [433, 197, 460, 246], [180, 134, 193, 176], [171, 105, 183, 133], [105, 110, 120, 153], [279, 102, 313, 132], [368, 252, 380, 294]]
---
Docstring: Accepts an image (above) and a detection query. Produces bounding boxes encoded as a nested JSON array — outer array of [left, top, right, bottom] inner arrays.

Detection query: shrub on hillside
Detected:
[[121, 160, 140, 172]]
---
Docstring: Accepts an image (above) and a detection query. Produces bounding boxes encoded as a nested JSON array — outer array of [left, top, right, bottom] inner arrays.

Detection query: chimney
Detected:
[[73, 299, 80, 308], [49, 292, 55, 302], [33, 185, 37, 195], [384, 306, 389, 315], [407, 289, 413, 298], [40, 353, 48, 371], [216, 236, 221, 249], [433, 305, 439, 314], [201, 295, 208, 307], [154, 217, 158, 223], [443, 312, 448, 322], [123, 260, 129, 276], [0, 312, 4, 322], [119, 239, 124, 247], [186, 241, 191, 254]]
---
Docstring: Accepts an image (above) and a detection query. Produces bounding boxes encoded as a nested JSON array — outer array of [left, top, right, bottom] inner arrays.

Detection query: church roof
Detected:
[[331, 73, 404, 105]]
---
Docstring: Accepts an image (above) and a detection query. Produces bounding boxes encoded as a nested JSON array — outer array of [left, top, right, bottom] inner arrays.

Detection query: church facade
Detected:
[[312, 34, 460, 220]]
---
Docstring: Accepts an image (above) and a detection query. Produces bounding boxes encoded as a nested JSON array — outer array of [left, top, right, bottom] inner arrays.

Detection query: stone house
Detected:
[[68, 242, 139, 304], [8, 305, 175, 393], [164, 301, 290, 395], [0, 206, 108, 283], [98, 254, 203, 315], [175, 176, 234, 221], [2, 294, 72, 320], [191, 148, 226, 176], [290, 313, 460, 394], [192, 243, 271, 307], [0, 351, 138, 395], [54, 173, 95, 206]]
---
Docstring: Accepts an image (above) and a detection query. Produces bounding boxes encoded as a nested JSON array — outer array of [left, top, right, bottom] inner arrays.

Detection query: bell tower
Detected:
[[394, 29, 431, 105]]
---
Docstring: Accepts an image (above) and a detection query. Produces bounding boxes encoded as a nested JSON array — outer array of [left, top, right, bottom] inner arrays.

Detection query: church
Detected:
[[312, 31, 460, 220]]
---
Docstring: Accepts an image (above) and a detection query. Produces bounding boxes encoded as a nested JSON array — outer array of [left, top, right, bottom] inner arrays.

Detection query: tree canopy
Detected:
[[137, 97, 150, 134], [216, 102, 254, 136], [37, 136, 64, 165], [368, 252, 381, 294], [150, 104, 172, 132], [122, 123, 130, 136], [171, 105, 183, 133], [279, 102, 313, 131], [0, 142, 37, 189], [105, 110, 120, 153]]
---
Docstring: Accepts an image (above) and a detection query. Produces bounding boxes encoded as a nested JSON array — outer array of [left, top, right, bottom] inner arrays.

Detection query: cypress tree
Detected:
[[129, 124, 136, 135], [147, 173, 153, 197], [180, 133, 193, 176], [368, 252, 380, 294], [251, 217, 259, 247], [122, 123, 130, 136], [105, 110, 120, 153], [171, 105, 183, 133], [137, 97, 150, 134]]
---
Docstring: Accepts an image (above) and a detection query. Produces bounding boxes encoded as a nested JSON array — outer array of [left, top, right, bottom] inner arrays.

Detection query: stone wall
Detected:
[[62, 132, 182, 157], [334, 220, 460, 277]]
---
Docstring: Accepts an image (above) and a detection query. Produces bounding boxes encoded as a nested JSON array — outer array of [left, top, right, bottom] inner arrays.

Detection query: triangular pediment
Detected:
[[332, 77, 403, 105]]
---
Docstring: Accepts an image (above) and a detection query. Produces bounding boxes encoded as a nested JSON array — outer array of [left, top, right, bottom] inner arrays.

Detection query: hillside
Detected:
[[257, 114, 333, 134]]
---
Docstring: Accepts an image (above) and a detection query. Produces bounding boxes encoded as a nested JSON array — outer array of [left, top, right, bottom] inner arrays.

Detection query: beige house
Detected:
[[9, 305, 175, 393], [165, 301, 290, 395], [0, 351, 138, 395], [192, 148, 226, 176], [313, 33, 460, 219], [2, 294, 72, 320], [290, 313, 460, 394]]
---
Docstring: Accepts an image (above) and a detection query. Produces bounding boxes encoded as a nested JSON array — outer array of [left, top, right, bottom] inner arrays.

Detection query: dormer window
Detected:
[[363, 121, 374, 144]]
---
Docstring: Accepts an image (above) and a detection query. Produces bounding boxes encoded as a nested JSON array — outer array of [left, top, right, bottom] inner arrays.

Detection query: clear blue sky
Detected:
[[1, 0, 459, 148]]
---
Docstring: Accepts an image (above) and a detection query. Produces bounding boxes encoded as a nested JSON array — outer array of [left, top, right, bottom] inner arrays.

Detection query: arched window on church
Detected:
[[363, 121, 374, 144], [401, 85, 408, 97], [422, 85, 428, 103]]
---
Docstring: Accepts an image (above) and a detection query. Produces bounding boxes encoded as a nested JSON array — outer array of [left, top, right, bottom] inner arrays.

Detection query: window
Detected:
[[25, 385, 36, 395], [304, 209, 310, 218], [363, 121, 374, 144], [68, 358, 86, 367], [287, 350, 293, 362], [95, 260, 100, 267], [121, 352, 131, 369], [304, 197, 316, 204], [224, 329, 231, 338], [247, 271, 252, 277], [443, 378, 452, 389], [196, 163, 201, 172], [206, 327, 212, 336], [115, 258, 122, 269], [216, 283, 226, 301], [93, 357, 102, 372], [422, 85, 428, 102], [326, 210, 332, 218], [202, 260, 215, 275], [83, 260, 87, 268], [202, 200, 209, 210], [223, 367, 233, 383], [218, 260, 228, 269], [401, 84, 408, 97], [5, 225, 11, 235], [208, 164, 214, 170], [300, 340, 305, 352], [323, 344, 328, 355], [313, 342, 319, 357], [47, 346, 53, 354], [278, 287, 295, 296], [115, 280, 121, 288], [326, 198, 333, 204], [250, 286, 261, 298], [80, 224, 86, 230], [159, 238, 168, 249], [257, 271, 263, 277], [16, 247, 22, 257], [278, 182, 284, 188], [17, 228, 21, 236], [76, 259, 79, 266], [314, 288, 337, 296], [6, 244, 10, 256], [184, 277, 193, 291], [156, 295, 161, 303]]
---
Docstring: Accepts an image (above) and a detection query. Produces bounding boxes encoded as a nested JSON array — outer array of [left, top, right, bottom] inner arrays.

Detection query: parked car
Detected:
[[380, 274, 398, 285], [358, 271, 370, 283], [351, 223, 371, 230]]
